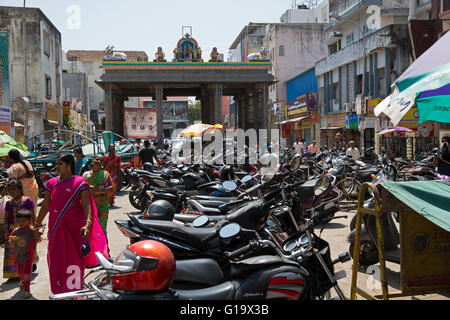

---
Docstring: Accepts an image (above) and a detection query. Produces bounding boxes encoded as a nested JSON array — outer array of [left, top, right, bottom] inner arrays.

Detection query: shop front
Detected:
[[282, 93, 317, 146], [320, 112, 348, 149]]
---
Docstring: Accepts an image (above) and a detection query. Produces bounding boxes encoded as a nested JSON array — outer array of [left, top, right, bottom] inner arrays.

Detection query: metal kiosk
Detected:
[[350, 181, 450, 300]]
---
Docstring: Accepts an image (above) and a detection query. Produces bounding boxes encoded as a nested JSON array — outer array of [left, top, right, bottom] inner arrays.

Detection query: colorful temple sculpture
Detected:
[[172, 33, 204, 62]]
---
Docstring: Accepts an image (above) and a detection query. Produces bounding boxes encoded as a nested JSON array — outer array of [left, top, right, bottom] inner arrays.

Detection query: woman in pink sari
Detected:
[[34, 154, 109, 294]]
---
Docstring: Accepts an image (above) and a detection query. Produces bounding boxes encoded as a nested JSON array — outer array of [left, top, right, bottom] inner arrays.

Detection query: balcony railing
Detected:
[[315, 24, 409, 76]]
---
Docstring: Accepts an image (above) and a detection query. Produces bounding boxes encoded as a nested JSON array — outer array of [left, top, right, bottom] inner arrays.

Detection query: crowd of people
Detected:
[[0, 143, 135, 298]]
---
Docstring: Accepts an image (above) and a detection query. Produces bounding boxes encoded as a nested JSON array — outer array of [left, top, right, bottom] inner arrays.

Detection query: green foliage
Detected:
[[63, 114, 75, 129], [188, 101, 202, 124]]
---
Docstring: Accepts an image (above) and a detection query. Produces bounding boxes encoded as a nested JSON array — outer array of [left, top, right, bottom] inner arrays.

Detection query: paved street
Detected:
[[1, 191, 449, 300]]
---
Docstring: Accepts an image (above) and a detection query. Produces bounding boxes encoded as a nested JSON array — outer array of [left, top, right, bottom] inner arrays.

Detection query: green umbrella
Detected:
[[0, 130, 29, 157]]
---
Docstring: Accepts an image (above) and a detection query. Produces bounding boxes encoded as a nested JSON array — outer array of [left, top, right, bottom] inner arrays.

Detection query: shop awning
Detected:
[[320, 126, 344, 130], [381, 181, 450, 232], [44, 119, 59, 126], [277, 116, 309, 125]]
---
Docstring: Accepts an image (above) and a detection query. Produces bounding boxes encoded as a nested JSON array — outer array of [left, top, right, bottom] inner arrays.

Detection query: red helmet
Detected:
[[111, 240, 176, 291]]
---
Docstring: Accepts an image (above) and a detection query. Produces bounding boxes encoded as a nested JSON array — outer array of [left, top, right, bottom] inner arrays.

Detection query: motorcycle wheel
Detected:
[[128, 186, 143, 210], [349, 242, 379, 267]]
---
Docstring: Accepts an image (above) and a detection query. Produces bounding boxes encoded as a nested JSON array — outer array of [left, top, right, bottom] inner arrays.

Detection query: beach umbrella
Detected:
[[377, 126, 413, 135], [0, 131, 29, 157], [375, 31, 450, 125], [177, 124, 214, 137]]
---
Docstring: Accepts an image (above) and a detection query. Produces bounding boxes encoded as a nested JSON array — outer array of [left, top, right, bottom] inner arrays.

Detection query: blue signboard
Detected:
[[0, 32, 10, 107]]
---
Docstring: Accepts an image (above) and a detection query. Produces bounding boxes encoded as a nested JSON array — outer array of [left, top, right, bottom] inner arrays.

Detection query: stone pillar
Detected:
[[252, 91, 259, 131], [104, 86, 113, 132], [215, 84, 223, 124], [384, 48, 391, 96], [243, 95, 250, 131], [155, 86, 164, 146], [112, 97, 125, 137], [200, 94, 208, 124], [205, 88, 216, 125]]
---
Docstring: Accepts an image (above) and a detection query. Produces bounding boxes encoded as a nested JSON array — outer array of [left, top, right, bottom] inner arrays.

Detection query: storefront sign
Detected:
[[326, 113, 346, 129], [346, 114, 361, 129], [72, 98, 82, 113], [0, 122, 10, 135], [310, 110, 318, 123], [356, 96, 364, 115], [124, 107, 157, 139], [287, 97, 308, 117], [0, 105, 11, 122], [367, 99, 382, 117], [0, 32, 11, 107], [301, 121, 311, 129], [398, 107, 419, 129], [46, 103, 60, 123], [306, 92, 318, 110], [62, 101, 71, 116]]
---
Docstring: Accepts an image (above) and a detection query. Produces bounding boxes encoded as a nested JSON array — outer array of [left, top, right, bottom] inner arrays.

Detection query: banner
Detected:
[[124, 108, 157, 139], [0, 105, 11, 122], [346, 114, 361, 129], [62, 101, 71, 116], [72, 98, 82, 113], [366, 98, 382, 117], [0, 32, 11, 107]]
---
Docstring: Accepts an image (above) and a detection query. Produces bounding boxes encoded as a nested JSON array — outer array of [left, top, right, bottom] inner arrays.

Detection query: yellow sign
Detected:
[[398, 107, 419, 129], [367, 99, 382, 117], [326, 113, 346, 128], [288, 106, 308, 117], [46, 103, 60, 122], [301, 121, 311, 129]]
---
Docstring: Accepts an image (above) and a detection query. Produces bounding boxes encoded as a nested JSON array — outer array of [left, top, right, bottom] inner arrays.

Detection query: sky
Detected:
[[2, 0, 296, 60]]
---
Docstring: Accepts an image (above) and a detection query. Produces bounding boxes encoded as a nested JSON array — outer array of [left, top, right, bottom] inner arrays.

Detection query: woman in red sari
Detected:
[[104, 144, 122, 207], [34, 154, 109, 294]]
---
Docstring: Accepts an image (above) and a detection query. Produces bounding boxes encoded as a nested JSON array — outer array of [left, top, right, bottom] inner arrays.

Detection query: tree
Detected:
[[63, 114, 75, 129], [188, 101, 202, 124]]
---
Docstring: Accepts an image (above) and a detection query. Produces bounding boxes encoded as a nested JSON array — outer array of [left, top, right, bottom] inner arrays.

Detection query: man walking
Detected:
[[139, 140, 159, 168], [346, 141, 361, 161], [308, 140, 318, 154]]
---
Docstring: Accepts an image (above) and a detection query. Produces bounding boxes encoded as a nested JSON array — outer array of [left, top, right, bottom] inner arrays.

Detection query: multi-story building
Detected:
[[315, 0, 437, 156], [65, 50, 148, 130], [0, 6, 63, 142], [264, 22, 328, 130]]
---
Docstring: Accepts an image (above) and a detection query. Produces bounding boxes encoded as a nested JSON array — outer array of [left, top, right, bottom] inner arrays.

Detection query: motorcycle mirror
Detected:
[[222, 180, 238, 192], [219, 223, 241, 240], [240, 175, 253, 184], [314, 176, 332, 197], [290, 155, 302, 170], [193, 215, 210, 228], [47, 163, 53, 167]]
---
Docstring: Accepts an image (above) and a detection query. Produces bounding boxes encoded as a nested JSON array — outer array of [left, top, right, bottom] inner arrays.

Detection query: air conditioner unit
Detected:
[[351, 102, 357, 112]]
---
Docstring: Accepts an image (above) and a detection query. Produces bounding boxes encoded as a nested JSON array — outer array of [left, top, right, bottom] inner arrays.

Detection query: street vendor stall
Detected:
[[351, 181, 450, 300]]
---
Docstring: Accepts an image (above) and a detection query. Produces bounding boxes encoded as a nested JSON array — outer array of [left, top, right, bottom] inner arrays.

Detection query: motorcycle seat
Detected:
[[134, 219, 218, 250], [198, 182, 218, 189], [173, 214, 225, 224], [174, 259, 224, 286], [189, 195, 237, 202], [194, 200, 230, 208], [231, 255, 299, 276], [294, 178, 318, 198], [176, 281, 236, 300]]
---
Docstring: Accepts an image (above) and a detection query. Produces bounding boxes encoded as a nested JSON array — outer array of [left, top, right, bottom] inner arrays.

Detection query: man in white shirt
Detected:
[[293, 139, 303, 155], [346, 141, 361, 161]]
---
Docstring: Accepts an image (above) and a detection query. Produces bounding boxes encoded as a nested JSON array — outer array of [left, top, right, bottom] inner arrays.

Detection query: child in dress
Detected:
[[9, 209, 37, 298]]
